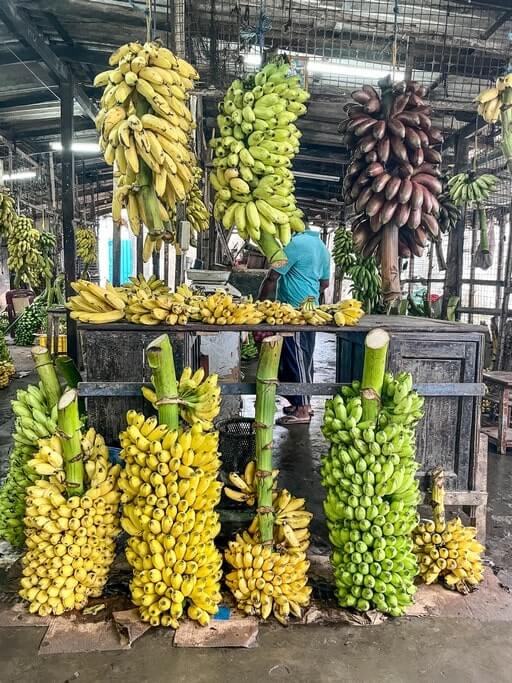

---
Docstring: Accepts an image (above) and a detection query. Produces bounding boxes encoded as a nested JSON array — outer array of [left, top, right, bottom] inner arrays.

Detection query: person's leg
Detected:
[[279, 333, 301, 408], [293, 331, 315, 418]]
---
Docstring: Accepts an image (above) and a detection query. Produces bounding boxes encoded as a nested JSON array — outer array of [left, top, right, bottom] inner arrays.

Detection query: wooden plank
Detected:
[[483, 371, 512, 387], [77, 381, 485, 398]]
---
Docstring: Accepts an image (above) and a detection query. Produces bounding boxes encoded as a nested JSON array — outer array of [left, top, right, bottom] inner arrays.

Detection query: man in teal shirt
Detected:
[[258, 224, 331, 425]]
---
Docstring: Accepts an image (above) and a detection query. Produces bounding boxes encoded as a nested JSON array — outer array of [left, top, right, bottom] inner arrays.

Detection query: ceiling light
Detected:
[[50, 141, 100, 153], [307, 59, 405, 80], [1, 170, 37, 181]]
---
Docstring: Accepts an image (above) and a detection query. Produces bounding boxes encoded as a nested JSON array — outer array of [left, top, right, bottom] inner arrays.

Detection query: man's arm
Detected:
[[319, 278, 329, 304], [258, 269, 280, 300]]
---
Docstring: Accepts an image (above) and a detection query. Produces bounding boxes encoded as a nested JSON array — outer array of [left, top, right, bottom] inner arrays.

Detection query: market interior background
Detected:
[[1, 0, 512, 681]]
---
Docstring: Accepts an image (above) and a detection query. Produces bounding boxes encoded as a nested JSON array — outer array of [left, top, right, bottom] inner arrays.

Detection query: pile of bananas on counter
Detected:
[[210, 58, 310, 264], [7, 216, 53, 288], [125, 282, 199, 326], [66, 279, 126, 324], [414, 469, 484, 594], [0, 190, 17, 236], [475, 73, 512, 173], [447, 172, 497, 206], [19, 426, 122, 616], [223, 461, 312, 622], [94, 40, 201, 259], [142, 366, 221, 430]]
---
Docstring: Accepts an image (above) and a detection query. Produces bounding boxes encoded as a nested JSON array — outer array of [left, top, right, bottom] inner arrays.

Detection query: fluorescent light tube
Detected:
[[307, 60, 405, 80], [50, 141, 100, 153], [1, 170, 37, 181]]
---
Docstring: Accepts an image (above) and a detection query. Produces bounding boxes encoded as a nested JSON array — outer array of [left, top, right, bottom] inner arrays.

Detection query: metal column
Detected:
[[61, 77, 78, 362]]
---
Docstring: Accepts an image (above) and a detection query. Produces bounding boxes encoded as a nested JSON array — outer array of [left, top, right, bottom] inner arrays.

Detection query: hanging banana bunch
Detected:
[[340, 79, 443, 301], [94, 41, 201, 260], [447, 172, 497, 206], [475, 73, 512, 173], [76, 226, 97, 277], [0, 190, 17, 236], [209, 57, 310, 265], [438, 176, 461, 234], [7, 216, 53, 288]]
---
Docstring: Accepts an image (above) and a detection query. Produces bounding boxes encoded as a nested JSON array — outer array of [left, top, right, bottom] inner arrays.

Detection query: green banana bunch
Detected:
[[0, 383, 58, 547], [0, 191, 17, 236], [333, 226, 357, 271], [448, 172, 497, 207], [6, 216, 53, 288], [321, 371, 424, 616], [241, 333, 259, 360], [210, 57, 310, 264], [14, 296, 47, 346], [349, 258, 381, 313]]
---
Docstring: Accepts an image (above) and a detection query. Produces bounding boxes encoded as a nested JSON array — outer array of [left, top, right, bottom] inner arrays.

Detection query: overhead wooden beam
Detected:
[[0, 0, 98, 120]]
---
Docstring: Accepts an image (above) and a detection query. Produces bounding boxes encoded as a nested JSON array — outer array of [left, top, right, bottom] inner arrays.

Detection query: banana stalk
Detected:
[[500, 87, 512, 174], [477, 206, 489, 254], [257, 230, 287, 267], [31, 346, 61, 409], [255, 335, 283, 544], [361, 328, 390, 422], [430, 467, 446, 528], [146, 333, 179, 430], [58, 389, 84, 496]]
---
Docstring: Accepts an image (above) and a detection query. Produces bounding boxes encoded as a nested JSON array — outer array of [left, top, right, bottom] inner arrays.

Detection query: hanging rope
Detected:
[[391, 0, 400, 76], [145, 0, 153, 43]]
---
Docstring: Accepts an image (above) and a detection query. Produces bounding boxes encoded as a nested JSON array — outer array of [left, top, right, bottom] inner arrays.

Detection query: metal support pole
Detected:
[[112, 222, 121, 285], [136, 232, 144, 275], [152, 248, 160, 279], [61, 77, 77, 362]]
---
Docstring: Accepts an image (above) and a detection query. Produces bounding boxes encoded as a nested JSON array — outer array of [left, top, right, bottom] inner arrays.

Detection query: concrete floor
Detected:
[[0, 338, 512, 682]]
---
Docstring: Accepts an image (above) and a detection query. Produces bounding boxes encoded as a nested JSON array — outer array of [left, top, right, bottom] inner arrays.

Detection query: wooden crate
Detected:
[[79, 327, 199, 444]]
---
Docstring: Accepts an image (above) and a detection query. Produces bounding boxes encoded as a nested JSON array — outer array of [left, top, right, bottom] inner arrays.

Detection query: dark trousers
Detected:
[[279, 331, 316, 407]]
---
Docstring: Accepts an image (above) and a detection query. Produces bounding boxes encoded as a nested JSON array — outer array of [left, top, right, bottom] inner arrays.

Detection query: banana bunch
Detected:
[[0, 382, 59, 547], [13, 295, 47, 346], [300, 296, 334, 326], [438, 177, 461, 233], [7, 216, 52, 288], [321, 371, 424, 616], [223, 460, 279, 506], [0, 361, 15, 389], [94, 41, 201, 259], [225, 535, 311, 623], [125, 287, 199, 325], [122, 273, 170, 297], [413, 468, 484, 594], [142, 367, 221, 430], [349, 258, 381, 313], [75, 226, 97, 268], [66, 280, 126, 324], [119, 413, 223, 627], [474, 73, 512, 123], [198, 291, 264, 325], [210, 57, 310, 264], [19, 428, 121, 616], [319, 299, 365, 327], [0, 190, 17, 236], [256, 299, 302, 325], [333, 225, 357, 271], [341, 80, 443, 262], [185, 168, 209, 234], [241, 333, 259, 360], [447, 172, 497, 206]]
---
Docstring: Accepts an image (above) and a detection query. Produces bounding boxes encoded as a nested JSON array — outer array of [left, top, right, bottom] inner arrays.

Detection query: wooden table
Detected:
[[482, 371, 512, 454]]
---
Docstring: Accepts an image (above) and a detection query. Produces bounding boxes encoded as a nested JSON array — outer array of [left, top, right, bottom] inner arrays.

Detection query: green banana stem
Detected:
[[32, 346, 61, 409], [361, 328, 390, 422], [55, 355, 85, 415], [477, 205, 489, 253], [147, 334, 179, 431], [58, 389, 84, 497], [257, 230, 287, 266], [500, 87, 512, 174], [255, 335, 283, 545]]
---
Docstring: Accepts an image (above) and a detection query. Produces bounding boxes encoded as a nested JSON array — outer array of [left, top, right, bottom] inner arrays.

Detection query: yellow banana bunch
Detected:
[[475, 84, 502, 124], [256, 300, 303, 325], [6, 216, 52, 288], [475, 72, 512, 173], [183, 168, 209, 234], [197, 291, 264, 325], [0, 190, 17, 237], [0, 361, 15, 389], [299, 296, 333, 326], [94, 40, 203, 258], [223, 460, 279, 505], [19, 428, 121, 616], [210, 57, 310, 264], [75, 226, 97, 268], [125, 288, 200, 326], [122, 273, 170, 297], [119, 412, 223, 627], [225, 534, 311, 623], [319, 299, 365, 327], [413, 469, 484, 594], [66, 280, 127, 323]]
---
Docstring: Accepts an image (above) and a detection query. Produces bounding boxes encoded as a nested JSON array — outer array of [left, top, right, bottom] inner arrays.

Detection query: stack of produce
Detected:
[[475, 72, 512, 172], [210, 57, 309, 265], [0, 190, 17, 236], [14, 296, 47, 346], [19, 393, 121, 616], [125, 286, 199, 326], [66, 280, 126, 324], [119, 334, 223, 627], [7, 216, 53, 288], [0, 348, 62, 547], [94, 40, 200, 259], [333, 225, 381, 313], [414, 468, 484, 593], [321, 329, 423, 615], [198, 292, 264, 325], [142, 366, 221, 431], [76, 226, 97, 276], [224, 336, 312, 623], [340, 79, 443, 301], [122, 273, 170, 297]]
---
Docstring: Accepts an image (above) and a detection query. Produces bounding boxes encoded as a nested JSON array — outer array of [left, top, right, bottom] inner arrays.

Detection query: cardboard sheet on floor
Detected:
[[173, 615, 259, 648], [112, 608, 153, 647], [0, 602, 52, 627], [39, 614, 131, 654]]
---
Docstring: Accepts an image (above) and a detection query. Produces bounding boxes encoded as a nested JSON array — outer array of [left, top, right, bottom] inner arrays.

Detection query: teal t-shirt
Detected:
[[273, 231, 331, 307]]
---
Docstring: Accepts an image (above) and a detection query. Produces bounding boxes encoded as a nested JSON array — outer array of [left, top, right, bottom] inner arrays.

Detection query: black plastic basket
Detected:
[[217, 417, 256, 474]]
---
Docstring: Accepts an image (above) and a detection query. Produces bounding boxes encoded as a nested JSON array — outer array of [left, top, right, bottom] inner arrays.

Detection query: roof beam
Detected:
[[0, 0, 97, 120], [0, 45, 110, 68]]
